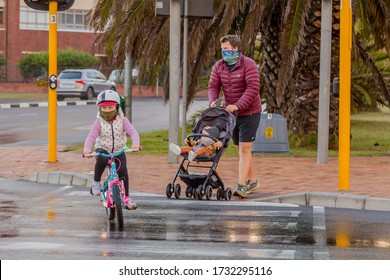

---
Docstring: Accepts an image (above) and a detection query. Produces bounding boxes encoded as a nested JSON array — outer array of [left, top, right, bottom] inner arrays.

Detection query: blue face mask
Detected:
[[221, 50, 240, 65]]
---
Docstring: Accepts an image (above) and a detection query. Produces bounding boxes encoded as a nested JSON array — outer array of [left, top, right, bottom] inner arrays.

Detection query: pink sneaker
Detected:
[[124, 196, 137, 210]]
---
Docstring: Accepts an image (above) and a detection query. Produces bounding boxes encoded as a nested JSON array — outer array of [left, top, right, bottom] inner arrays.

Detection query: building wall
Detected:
[[3, 0, 100, 81]]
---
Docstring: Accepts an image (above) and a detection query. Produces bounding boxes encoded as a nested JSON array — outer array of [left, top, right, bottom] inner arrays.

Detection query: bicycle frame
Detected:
[[100, 153, 126, 209], [84, 147, 139, 227]]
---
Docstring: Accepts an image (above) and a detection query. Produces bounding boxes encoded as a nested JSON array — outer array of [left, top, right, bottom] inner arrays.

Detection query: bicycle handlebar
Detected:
[[83, 146, 141, 158]]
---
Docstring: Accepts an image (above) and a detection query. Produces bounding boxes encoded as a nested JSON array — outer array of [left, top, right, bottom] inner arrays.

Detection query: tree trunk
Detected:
[[261, 0, 341, 146]]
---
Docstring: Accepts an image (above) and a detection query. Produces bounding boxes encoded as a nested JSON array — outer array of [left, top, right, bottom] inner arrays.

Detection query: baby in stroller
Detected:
[[169, 124, 223, 162], [166, 107, 236, 201]]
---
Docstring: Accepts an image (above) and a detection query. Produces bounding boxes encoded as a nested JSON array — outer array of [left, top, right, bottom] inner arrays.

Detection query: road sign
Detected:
[[156, 0, 214, 18]]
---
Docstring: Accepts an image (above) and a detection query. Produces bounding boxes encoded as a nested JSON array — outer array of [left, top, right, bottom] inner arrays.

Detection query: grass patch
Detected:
[[64, 112, 390, 157], [66, 128, 239, 156], [0, 92, 48, 101]]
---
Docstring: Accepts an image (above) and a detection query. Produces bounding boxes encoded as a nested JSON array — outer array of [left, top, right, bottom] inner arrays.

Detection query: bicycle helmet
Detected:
[[97, 90, 121, 107]]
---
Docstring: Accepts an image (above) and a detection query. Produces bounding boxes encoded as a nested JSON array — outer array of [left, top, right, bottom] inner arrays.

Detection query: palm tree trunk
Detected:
[[262, 0, 341, 145]]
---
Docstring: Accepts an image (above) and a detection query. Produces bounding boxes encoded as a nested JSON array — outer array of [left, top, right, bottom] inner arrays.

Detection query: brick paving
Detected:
[[1, 146, 389, 199]]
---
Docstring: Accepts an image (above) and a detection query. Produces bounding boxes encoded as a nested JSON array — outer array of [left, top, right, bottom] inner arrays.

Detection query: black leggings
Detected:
[[94, 152, 129, 196]]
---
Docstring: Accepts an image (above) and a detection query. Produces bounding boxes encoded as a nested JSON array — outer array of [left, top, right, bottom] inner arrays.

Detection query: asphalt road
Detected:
[[1, 179, 389, 260], [0, 98, 210, 146]]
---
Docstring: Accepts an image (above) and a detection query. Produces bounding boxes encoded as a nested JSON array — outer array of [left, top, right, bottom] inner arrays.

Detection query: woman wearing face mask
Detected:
[[208, 34, 261, 198], [83, 90, 140, 210]]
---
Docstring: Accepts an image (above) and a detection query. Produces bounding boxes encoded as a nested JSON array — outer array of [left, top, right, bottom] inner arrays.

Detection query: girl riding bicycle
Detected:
[[83, 90, 140, 210]]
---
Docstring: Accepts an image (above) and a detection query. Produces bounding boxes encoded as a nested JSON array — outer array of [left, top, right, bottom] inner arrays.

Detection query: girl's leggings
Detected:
[[94, 152, 129, 196]]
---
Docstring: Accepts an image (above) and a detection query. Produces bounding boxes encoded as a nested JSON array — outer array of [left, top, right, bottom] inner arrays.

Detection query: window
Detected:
[[20, 7, 92, 32], [0, 8, 4, 29]]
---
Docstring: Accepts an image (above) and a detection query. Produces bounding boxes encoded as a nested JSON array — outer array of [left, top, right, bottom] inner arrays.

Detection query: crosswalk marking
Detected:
[[50, 185, 74, 193], [313, 206, 329, 260], [65, 191, 90, 196], [244, 248, 295, 259]]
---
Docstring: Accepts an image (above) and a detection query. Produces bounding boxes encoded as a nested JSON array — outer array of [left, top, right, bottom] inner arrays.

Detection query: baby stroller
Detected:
[[166, 106, 236, 200]]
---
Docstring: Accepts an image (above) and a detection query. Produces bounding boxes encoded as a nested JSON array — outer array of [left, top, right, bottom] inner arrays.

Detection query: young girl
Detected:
[[83, 90, 140, 210]]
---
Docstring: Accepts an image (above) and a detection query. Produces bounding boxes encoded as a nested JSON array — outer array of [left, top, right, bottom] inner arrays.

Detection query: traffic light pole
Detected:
[[48, 1, 58, 162], [339, 0, 352, 190]]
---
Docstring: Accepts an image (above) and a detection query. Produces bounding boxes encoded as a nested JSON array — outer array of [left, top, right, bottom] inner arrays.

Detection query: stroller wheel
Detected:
[[166, 183, 173, 198], [205, 185, 213, 200], [216, 187, 223, 200], [196, 185, 204, 200], [224, 188, 232, 201], [174, 184, 181, 199], [185, 186, 192, 197]]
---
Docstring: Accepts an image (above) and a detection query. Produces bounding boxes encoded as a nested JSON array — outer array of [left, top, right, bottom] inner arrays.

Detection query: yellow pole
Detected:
[[48, 1, 58, 163], [339, 0, 352, 190]]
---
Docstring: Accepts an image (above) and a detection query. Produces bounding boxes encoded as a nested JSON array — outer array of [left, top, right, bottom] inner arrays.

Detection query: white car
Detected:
[[57, 69, 116, 101], [108, 68, 139, 85]]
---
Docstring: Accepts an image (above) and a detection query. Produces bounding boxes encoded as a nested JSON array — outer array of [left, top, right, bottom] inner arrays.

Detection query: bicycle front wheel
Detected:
[[112, 184, 124, 228]]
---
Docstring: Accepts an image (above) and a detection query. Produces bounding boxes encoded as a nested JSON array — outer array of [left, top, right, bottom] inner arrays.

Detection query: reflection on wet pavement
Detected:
[[0, 200, 18, 238]]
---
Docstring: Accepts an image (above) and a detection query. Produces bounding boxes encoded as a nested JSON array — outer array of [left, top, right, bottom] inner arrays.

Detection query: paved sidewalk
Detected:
[[1, 145, 390, 211]]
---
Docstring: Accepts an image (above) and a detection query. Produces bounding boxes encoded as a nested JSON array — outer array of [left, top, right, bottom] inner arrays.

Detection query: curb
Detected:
[[23, 171, 93, 188], [0, 100, 97, 109], [22, 172, 390, 211], [254, 192, 390, 212]]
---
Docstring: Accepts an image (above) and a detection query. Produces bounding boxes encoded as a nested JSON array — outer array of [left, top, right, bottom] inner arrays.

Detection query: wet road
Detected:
[[1, 180, 389, 260]]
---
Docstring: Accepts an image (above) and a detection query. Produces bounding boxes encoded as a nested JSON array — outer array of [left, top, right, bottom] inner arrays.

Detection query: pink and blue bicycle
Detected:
[[84, 147, 139, 228]]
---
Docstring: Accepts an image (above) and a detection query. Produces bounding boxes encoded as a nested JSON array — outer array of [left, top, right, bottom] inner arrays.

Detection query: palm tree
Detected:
[[88, 0, 390, 144]]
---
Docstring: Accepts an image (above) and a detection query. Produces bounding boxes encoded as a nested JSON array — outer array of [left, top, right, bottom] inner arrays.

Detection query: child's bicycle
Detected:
[[83, 146, 140, 228]]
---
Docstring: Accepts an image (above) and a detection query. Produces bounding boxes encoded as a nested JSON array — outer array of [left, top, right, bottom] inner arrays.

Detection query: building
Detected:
[[0, 0, 101, 82]]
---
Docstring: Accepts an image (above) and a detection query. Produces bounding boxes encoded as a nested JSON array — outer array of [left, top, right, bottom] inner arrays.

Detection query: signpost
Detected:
[[24, 0, 75, 163], [156, 0, 214, 163]]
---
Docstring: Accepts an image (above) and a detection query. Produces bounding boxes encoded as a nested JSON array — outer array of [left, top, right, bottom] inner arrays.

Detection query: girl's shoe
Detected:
[[90, 182, 101, 196], [124, 196, 137, 210]]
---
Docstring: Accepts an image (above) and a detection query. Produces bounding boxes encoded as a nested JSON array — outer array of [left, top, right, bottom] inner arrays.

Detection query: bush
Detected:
[[18, 52, 47, 82], [57, 48, 100, 69], [18, 48, 100, 82], [0, 53, 6, 82]]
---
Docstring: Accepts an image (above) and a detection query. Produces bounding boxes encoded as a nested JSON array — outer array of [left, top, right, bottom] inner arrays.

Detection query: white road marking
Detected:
[[313, 206, 329, 259], [65, 191, 90, 196], [50, 185, 74, 193]]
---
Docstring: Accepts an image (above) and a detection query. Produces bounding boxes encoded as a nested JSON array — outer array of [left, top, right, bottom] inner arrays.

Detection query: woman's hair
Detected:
[[220, 35, 241, 49]]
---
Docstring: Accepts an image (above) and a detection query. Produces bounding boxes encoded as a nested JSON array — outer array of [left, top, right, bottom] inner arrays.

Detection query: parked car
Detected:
[[108, 68, 139, 85], [57, 69, 116, 101]]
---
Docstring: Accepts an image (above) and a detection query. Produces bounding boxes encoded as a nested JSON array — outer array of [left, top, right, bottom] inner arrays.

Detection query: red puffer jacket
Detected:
[[208, 54, 261, 117]]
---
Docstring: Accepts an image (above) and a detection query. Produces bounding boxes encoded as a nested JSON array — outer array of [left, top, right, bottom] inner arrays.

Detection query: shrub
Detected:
[[0, 53, 6, 82], [18, 48, 100, 82]]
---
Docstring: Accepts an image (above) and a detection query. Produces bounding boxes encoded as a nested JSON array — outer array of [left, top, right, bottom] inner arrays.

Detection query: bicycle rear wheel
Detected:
[[112, 184, 124, 228]]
